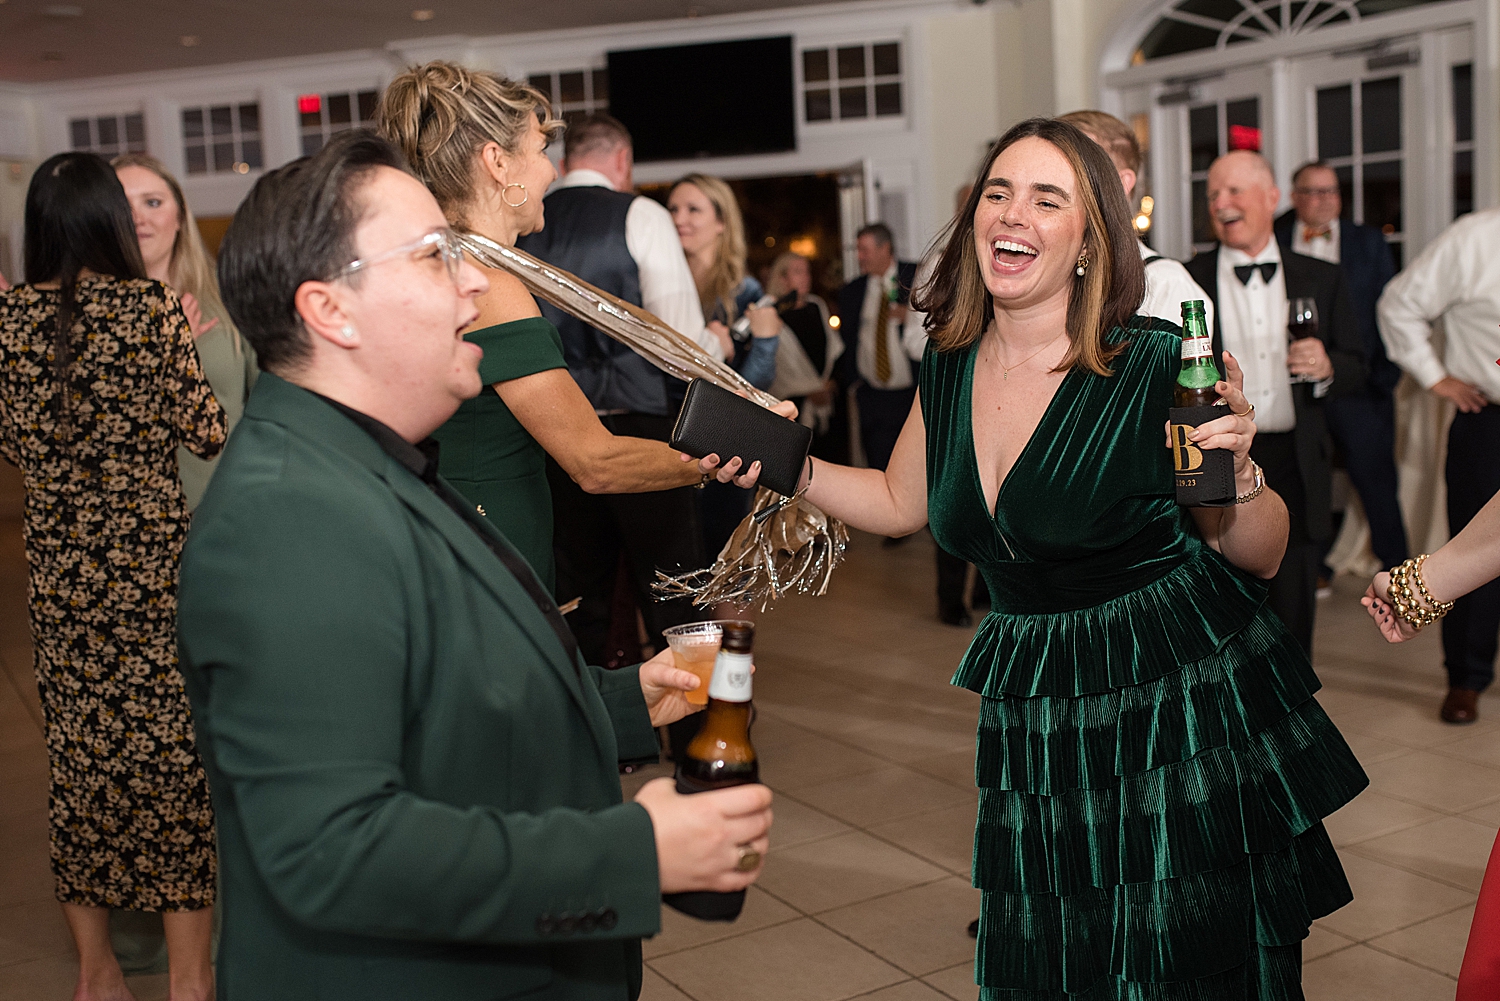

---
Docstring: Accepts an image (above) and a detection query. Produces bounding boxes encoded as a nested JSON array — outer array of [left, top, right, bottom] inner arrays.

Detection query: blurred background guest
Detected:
[[1186, 150, 1364, 656], [115, 153, 258, 509], [0, 152, 224, 1001], [1059, 110, 1214, 331], [668, 173, 780, 390], [1378, 206, 1500, 724], [668, 172, 783, 563], [1276, 160, 1406, 584], [764, 250, 845, 462], [836, 222, 925, 480], [377, 62, 762, 611]]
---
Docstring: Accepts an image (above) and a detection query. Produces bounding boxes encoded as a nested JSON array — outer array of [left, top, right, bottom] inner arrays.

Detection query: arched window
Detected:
[[1136, 0, 1454, 62]]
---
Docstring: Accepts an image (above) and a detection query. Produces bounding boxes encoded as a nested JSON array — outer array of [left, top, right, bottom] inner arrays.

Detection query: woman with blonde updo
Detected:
[[376, 61, 768, 593], [115, 153, 257, 508]]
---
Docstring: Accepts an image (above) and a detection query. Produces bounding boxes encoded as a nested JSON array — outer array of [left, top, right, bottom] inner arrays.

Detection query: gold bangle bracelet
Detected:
[[1386, 555, 1456, 630]]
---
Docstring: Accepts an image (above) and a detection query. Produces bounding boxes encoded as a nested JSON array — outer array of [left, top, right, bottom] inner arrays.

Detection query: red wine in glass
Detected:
[[1288, 298, 1318, 382]]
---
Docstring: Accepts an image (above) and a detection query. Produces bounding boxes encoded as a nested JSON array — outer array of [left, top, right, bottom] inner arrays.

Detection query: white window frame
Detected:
[[69, 110, 147, 157], [180, 99, 264, 176], [798, 38, 905, 127]]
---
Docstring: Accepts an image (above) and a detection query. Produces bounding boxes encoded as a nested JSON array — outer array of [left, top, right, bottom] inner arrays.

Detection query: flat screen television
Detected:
[[607, 36, 795, 162]]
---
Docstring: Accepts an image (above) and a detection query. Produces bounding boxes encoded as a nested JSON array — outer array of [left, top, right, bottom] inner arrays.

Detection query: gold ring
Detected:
[[1231, 405, 1255, 418], [735, 845, 762, 872]]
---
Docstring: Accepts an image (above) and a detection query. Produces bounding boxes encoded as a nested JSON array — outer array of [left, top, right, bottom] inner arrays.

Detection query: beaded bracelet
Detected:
[[1386, 554, 1456, 631]]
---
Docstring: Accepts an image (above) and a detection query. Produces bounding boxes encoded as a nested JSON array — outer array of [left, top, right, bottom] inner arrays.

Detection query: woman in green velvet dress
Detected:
[[797, 117, 1368, 998], [376, 62, 766, 592]]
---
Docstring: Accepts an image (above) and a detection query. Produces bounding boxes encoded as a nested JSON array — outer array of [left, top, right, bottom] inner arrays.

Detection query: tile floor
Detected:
[[0, 455, 1494, 999]]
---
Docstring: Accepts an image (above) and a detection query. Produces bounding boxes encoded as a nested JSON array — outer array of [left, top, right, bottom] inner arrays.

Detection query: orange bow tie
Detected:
[[1302, 225, 1332, 242]]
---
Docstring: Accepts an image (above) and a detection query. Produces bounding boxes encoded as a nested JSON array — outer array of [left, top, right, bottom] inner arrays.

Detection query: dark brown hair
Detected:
[[913, 117, 1145, 377]]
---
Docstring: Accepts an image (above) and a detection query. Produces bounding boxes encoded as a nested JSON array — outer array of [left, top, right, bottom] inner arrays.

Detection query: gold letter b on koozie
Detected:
[[1171, 424, 1203, 473]]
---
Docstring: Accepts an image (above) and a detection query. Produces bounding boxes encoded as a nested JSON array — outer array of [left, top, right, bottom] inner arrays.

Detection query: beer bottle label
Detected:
[[1181, 336, 1213, 360], [708, 651, 753, 703]]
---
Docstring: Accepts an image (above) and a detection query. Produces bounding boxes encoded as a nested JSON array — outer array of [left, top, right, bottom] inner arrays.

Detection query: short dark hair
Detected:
[[218, 129, 409, 373], [1291, 160, 1336, 187], [856, 223, 894, 249], [564, 113, 632, 162], [23, 152, 146, 395]]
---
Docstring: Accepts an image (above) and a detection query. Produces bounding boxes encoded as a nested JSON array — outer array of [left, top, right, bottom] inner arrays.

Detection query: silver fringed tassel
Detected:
[[653, 487, 849, 612], [458, 233, 849, 612]]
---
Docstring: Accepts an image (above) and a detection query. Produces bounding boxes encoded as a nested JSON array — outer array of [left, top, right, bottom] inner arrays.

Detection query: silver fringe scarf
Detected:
[[458, 233, 848, 612]]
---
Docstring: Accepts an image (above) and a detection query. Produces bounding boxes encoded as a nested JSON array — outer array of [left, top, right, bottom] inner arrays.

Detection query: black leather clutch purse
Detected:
[[670, 379, 812, 497]]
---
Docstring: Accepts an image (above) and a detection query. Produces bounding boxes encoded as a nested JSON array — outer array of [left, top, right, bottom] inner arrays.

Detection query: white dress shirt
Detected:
[[1378, 207, 1500, 403], [1292, 216, 1340, 264], [1137, 240, 1214, 333], [551, 169, 721, 361], [1218, 241, 1297, 432], [855, 262, 927, 390]]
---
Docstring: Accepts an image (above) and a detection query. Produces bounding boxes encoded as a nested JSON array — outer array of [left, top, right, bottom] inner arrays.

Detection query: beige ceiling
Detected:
[[0, 0, 848, 84]]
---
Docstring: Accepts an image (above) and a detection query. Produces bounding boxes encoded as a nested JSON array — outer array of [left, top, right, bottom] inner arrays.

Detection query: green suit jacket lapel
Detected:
[[254, 376, 604, 749]]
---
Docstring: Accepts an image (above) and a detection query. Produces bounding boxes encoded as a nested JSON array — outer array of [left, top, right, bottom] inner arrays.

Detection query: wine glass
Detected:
[[1288, 298, 1318, 383]]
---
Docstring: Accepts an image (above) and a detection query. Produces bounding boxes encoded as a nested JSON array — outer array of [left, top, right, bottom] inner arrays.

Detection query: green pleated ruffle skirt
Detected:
[[955, 551, 1369, 999]]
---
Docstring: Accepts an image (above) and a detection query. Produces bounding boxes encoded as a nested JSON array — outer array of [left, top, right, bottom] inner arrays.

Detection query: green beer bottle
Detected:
[[1175, 300, 1220, 408]]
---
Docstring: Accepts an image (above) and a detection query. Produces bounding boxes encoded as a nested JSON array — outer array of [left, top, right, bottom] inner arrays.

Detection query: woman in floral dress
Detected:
[[0, 152, 225, 1000]]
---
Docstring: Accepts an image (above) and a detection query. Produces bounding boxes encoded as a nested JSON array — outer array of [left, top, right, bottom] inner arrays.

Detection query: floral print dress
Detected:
[[0, 277, 226, 910]]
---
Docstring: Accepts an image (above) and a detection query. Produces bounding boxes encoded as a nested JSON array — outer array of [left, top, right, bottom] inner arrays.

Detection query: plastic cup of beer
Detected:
[[662, 622, 725, 706]]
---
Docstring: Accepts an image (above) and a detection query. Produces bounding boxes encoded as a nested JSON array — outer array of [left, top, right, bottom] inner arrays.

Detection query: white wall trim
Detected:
[[1104, 0, 1476, 87]]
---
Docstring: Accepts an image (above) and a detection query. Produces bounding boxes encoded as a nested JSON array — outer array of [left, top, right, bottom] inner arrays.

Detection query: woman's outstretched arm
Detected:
[[798, 393, 929, 538], [1363, 487, 1500, 642]]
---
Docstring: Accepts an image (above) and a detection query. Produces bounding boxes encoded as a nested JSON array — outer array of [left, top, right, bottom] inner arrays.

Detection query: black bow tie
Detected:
[[1234, 262, 1278, 285]]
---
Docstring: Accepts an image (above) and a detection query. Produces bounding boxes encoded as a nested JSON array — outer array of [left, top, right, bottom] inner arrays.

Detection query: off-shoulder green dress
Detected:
[[431, 316, 566, 592], [923, 320, 1367, 999]]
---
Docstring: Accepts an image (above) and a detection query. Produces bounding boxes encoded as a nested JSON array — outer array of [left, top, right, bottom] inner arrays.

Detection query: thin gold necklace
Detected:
[[994, 331, 1066, 380]]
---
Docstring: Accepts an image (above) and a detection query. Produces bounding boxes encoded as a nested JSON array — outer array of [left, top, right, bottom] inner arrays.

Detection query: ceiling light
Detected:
[[411, 9, 435, 20], [180, 35, 199, 47], [234, 162, 250, 174]]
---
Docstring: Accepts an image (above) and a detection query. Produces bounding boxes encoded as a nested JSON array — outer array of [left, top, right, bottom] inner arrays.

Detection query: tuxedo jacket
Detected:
[[178, 373, 662, 1001], [835, 259, 919, 390], [1185, 247, 1366, 542], [1274, 210, 1401, 394]]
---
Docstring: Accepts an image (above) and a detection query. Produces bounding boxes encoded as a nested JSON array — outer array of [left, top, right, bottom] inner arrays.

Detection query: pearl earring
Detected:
[[1075, 254, 1089, 277], [340, 325, 355, 340]]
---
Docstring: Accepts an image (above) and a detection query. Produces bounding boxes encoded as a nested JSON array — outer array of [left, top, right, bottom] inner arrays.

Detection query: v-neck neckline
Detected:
[[964, 338, 1079, 521]]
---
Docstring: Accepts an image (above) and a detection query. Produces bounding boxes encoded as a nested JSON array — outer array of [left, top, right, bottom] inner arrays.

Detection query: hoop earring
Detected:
[[1075, 253, 1089, 277], [502, 183, 528, 208]]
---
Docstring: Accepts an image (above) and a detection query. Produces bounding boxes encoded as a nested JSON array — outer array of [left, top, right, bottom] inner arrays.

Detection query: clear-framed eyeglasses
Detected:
[[331, 228, 466, 284]]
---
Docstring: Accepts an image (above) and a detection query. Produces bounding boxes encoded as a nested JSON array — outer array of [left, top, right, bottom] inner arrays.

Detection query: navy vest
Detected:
[[516, 186, 675, 416]]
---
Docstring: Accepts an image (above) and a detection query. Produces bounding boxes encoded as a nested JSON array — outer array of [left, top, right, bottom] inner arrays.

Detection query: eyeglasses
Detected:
[[331, 228, 466, 284], [1293, 186, 1341, 198]]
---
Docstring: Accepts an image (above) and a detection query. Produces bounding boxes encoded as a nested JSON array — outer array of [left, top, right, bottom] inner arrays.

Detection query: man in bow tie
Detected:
[[1187, 150, 1365, 655], [1275, 161, 1407, 584]]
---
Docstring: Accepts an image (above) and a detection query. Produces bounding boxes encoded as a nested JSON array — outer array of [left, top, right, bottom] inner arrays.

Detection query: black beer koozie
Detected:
[[660, 770, 749, 921], [1168, 405, 1236, 507]]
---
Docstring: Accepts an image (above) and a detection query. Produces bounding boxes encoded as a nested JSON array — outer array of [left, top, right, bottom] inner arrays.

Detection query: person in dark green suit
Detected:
[[177, 130, 773, 1000]]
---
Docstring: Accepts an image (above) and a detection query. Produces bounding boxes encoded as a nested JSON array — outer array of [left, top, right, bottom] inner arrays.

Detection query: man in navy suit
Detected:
[[1275, 161, 1407, 571], [836, 223, 922, 475]]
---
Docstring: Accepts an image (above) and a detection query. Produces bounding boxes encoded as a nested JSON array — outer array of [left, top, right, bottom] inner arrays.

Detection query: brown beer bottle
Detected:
[[1175, 300, 1221, 408], [662, 621, 758, 921]]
